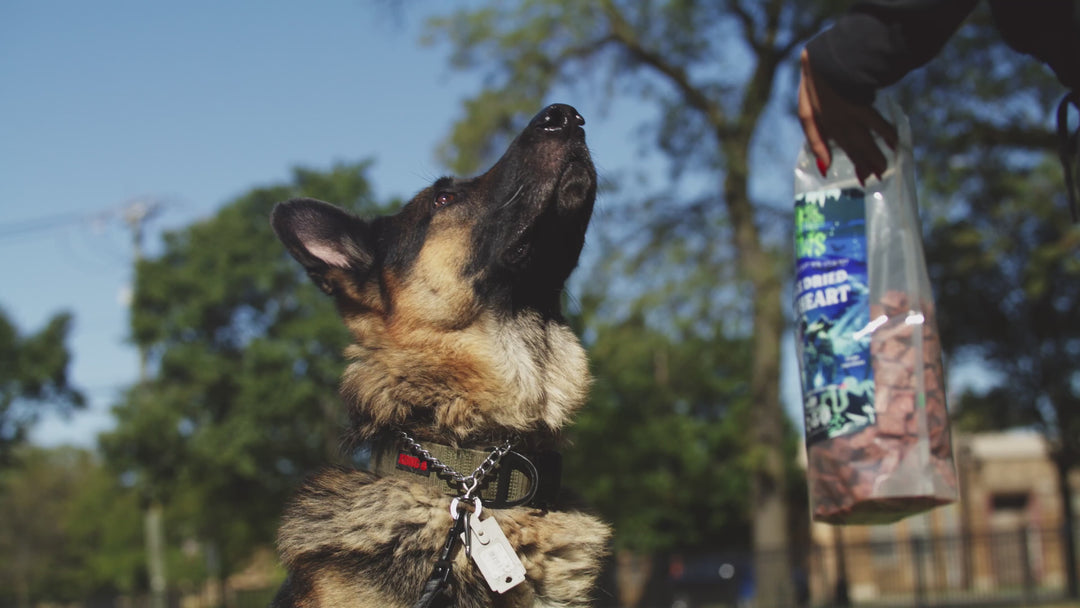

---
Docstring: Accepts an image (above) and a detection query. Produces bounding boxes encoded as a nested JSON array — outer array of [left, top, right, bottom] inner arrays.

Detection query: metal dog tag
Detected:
[[460, 511, 526, 593]]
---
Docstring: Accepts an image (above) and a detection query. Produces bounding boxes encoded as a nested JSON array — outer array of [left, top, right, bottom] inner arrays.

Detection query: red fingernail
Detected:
[[816, 157, 829, 177]]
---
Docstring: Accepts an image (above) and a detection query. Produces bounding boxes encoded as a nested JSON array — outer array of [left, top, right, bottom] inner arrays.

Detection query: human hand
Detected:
[[797, 49, 898, 183]]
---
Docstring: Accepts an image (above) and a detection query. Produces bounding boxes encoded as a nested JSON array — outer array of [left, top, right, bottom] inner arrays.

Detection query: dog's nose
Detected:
[[529, 104, 585, 132]]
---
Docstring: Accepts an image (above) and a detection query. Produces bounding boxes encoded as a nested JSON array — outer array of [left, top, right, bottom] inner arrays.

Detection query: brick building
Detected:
[[808, 431, 1080, 603]]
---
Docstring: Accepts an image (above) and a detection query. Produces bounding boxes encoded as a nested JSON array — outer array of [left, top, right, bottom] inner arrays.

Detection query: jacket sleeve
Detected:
[[806, 0, 979, 104]]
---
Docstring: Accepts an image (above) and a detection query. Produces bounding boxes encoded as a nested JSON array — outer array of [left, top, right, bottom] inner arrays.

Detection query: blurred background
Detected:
[[2, 2, 1078, 607]]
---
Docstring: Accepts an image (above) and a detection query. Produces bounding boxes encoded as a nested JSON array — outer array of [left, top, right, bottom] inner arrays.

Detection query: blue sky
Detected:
[[2, 1, 807, 449]]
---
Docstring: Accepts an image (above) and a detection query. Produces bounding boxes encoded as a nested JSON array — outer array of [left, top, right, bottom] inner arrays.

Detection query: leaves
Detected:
[[0, 446, 142, 604], [422, 9, 837, 599], [566, 314, 755, 552], [924, 156, 1080, 455], [0, 308, 84, 464], [101, 161, 392, 578]]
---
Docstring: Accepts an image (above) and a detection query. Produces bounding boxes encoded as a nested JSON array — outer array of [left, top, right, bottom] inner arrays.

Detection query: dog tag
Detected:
[[460, 511, 526, 593]]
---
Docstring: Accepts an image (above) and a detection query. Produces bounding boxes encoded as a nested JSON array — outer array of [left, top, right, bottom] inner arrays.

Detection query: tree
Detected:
[[425, 2, 843, 605], [0, 446, 143, 608], [924, 158, 1080, 597], [0, 307, 84, 465], [877, 5, 1080, 598], [561, 210, 810, 603], [101, 162, 394, 594], [566, 308, 754, 606]]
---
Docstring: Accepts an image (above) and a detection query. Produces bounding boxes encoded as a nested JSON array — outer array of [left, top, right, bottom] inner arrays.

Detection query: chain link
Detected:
[[397, 431, 515, 498]]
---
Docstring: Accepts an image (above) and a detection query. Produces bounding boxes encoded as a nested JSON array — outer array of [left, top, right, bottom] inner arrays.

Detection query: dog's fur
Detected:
[[270, 104, 611, 607]]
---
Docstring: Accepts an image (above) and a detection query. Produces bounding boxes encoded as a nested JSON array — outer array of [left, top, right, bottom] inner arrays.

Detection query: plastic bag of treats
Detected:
[[792, 100, 958, 524]]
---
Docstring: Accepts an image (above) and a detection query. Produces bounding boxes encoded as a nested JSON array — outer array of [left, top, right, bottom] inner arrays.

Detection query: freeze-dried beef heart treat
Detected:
[[795, 112, 959, 524], [804, 293, 958, 524]]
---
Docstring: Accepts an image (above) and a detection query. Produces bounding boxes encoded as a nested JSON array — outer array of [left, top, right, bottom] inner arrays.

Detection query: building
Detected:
[[808, 431, 1080, 603]]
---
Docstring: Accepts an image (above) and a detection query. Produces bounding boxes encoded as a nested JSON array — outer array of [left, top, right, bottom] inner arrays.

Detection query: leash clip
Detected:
[[450, 496, 482, 520]]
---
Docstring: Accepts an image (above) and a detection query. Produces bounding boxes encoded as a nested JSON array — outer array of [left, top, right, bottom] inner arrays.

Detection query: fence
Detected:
[[605, 525, 1078, 608], [807, 525, 1077, 607], [31, 526, 1079, 608]]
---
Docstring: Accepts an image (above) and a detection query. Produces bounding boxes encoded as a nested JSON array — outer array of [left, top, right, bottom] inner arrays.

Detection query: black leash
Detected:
[[405, 434, 516, 608], [413, 514, 467, 608]]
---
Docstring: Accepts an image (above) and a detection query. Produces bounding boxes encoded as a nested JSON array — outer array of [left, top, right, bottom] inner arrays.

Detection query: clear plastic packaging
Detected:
[[793, 101, 958, 524]]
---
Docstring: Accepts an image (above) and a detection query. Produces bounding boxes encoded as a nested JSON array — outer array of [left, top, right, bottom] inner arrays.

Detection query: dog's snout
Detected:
[[530, 104, 585, 132]]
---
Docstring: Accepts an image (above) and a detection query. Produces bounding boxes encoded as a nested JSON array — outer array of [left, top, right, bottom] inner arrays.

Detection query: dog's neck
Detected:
[[368, 431, 563, 509], [340, 310, 590, 447]]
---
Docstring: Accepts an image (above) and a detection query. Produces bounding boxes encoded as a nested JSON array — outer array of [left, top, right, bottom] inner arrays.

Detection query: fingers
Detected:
[[798, 50, 832, 173], [833, 107, 890, 182], [798, 48, 898, 183], [864, 106, 899, 152]]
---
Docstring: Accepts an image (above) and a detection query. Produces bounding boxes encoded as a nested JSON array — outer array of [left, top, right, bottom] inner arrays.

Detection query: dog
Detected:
[[269, 104, 611, 607]]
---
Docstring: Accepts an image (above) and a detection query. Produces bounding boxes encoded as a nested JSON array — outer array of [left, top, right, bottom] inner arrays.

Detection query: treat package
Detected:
[[793, 101, 958, 524]]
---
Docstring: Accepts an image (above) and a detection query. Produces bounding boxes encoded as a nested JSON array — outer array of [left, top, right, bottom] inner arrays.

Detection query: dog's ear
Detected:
[[271, 198, 375, 295]]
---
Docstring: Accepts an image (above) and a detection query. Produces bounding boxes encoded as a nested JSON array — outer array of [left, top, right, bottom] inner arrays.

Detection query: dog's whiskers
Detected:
[[498, 185, 526, 210]]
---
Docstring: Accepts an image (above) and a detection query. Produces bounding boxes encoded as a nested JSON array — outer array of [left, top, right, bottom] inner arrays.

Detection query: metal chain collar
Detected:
[[396, 431, 516, 499]]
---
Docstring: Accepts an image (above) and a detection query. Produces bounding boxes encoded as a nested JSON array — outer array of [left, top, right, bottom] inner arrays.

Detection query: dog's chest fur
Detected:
[[276, 468, 610, 608]]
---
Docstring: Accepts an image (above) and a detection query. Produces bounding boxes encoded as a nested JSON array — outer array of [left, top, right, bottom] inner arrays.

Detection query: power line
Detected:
[[0, 210, 108, 239], [0, 198, 170, 241]]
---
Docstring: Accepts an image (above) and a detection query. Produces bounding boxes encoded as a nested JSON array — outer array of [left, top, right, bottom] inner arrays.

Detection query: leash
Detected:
[[413, 512, 467, 608], [406, 433, 516, 608]]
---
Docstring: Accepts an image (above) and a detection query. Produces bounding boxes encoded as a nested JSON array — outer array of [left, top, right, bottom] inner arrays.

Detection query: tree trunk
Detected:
[[14, 566, 30, 608], [747, 275, 793, 608], [719, 104, 793, 604], [1056, 456, 1078, 599], [145, 502, 168, 608], [723, 145, 792, 607], [832, 526, 851, 606], [614, 550, 653, 608], [205, 539, 226, 608]]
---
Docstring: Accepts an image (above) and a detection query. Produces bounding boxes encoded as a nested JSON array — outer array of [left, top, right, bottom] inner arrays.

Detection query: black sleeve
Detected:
[[806, 0, 979, 104]]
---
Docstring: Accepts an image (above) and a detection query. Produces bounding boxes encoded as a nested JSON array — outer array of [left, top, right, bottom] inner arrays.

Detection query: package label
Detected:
[[794, 187, 874, 446]]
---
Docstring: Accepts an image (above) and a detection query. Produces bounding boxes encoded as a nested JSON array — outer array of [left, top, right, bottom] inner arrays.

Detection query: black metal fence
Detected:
[[41, 526, 1080, 608], [806, 525, 1077, 608], [591, 525, 1078, 608]]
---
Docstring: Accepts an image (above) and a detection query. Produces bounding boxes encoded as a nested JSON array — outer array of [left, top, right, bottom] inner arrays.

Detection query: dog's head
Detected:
[[272, 104, 596, 446]]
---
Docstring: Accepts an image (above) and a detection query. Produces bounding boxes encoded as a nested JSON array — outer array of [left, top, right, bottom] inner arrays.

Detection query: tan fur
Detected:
[[392, 225, 482, 331], [272, 104, 607, 607], [341, 309, 589, 444], [333, 215, 591, 444], [278, 469, 610, 608]]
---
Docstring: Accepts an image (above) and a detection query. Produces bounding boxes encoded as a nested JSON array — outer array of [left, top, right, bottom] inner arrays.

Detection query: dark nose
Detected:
[[529, 104, 585, 132]]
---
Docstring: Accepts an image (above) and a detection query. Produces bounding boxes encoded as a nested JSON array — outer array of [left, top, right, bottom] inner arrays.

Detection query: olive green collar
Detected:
[[370, 435, 562, 509]]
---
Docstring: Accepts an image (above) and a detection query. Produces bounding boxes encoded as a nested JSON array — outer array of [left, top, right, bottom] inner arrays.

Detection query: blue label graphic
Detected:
[[794, 187, 875, 445]]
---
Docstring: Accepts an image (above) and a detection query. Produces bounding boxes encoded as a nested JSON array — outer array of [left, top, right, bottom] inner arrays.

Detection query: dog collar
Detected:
[[370, 435, 561, 509]]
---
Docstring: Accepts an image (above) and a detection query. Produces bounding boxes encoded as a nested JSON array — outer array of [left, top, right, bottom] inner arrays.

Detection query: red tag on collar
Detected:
[[395, 451, 431, 476]]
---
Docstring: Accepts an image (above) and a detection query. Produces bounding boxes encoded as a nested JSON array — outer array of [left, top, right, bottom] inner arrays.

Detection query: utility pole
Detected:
[[124, 199, 168, 608]]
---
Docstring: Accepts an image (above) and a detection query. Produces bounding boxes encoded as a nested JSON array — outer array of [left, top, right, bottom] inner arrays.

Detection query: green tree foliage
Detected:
[[891, 4, 1080, 597], [424, 2, 844, 604], [0, 307, 84, 464], [566, 311, 755, 554], [924, 157, 1080, 598], [100, 162, 394, 585], [927, 159, 1079, 445], [0, 446, 142, 607]]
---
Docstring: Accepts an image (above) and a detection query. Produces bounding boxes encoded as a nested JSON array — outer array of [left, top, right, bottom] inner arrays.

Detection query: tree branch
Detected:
[[729, 1, 761, 53], [942, 123, 1058, 154], [599, 0, 729, 133]]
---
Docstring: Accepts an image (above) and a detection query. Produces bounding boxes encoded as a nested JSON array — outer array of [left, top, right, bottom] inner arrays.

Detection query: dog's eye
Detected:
[[433, 192, 456, 209]]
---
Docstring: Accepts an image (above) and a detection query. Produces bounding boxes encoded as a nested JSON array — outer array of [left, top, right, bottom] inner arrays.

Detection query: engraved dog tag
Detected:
[[460, 511, 526, 593]]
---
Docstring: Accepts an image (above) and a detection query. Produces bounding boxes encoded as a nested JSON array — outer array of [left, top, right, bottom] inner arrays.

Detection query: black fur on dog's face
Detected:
[[272, 104, 596, 445]]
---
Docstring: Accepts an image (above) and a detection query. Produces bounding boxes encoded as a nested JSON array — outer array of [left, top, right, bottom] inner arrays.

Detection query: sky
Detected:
[[1, 1, 807, 450]]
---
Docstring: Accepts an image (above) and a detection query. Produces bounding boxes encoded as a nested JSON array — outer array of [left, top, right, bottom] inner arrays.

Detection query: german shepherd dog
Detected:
[[270, 104, 611, 607]]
